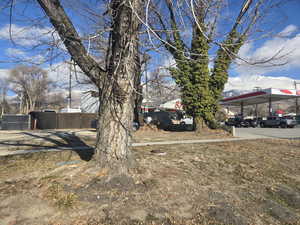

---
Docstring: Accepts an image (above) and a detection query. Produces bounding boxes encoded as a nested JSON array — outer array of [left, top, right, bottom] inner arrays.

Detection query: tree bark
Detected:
[[133, 52, 143, 126], [37, 0, 142, 174], [193, 115, 209, 134], [95, 0, 141, 174]]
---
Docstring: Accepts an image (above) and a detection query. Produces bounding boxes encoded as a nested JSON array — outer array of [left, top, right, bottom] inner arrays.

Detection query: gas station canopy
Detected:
[[221, 88, 300, 106]]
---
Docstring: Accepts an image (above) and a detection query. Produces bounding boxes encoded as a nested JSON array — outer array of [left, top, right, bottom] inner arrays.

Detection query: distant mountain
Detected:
[[222, 89, 250, 98]]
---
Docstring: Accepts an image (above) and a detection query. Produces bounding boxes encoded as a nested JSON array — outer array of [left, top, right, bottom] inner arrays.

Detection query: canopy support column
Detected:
[[255, 104, 258, 118], [241, 102, 244, 117], [269, 96, 272, 116]]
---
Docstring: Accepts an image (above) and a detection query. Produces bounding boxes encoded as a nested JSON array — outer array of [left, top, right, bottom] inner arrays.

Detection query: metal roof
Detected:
[[221, 88, 300, 106]]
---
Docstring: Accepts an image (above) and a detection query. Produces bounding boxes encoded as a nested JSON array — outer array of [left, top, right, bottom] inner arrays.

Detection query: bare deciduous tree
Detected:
[[147, 0, 285, 131], [9, 65, 51, 114], [147, 69, 180, 108], [0, 78, 10, 115], [36, 0, 142, 174]]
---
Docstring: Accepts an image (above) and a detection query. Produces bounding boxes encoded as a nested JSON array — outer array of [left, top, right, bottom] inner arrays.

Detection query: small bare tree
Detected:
[[0, 78, 9, 115], [9, 65, 51, 114], [147, 69, 180, 108]]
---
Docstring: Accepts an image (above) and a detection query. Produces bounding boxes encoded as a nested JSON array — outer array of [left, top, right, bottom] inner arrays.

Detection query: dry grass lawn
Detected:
[[0, 138, 300, 225]]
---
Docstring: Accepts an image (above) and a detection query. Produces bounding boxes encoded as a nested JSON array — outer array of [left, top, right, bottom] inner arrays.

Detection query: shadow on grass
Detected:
[[0, 131, 95, 161]]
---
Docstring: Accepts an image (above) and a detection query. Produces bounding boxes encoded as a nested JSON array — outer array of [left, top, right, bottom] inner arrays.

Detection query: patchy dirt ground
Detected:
[[0, 139, 300, 225]]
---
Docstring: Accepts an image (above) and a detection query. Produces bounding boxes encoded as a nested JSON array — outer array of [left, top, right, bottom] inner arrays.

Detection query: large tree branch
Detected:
[[150, 3, 172, 44], [37, 0, 106, 85], [241, 0, 264, 37], [165, 0, 186, 52], [232, 0, 253, 31]]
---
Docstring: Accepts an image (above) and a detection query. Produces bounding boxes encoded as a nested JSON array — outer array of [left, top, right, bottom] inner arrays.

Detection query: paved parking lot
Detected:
[[236, 127, 300, 139]]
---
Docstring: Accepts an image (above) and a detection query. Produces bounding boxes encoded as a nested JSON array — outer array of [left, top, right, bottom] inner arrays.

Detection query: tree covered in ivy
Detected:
[[150, 0, 268, 131]]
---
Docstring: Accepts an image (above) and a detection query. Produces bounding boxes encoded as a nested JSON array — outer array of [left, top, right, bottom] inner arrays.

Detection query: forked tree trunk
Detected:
[[193, 116, 209, 134], [37, 0, 142, 174], [95, 0, 141, 174]]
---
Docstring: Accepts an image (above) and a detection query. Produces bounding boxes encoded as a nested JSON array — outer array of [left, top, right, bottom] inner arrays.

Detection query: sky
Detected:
[[0, 0, 300, 98]]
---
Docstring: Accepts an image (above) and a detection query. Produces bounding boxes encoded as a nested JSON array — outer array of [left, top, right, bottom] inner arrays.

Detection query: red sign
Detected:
[[297, 90, 300, 95], [175, 101, 182, 109], [280, 89, 293, 94], [276, 109, 285, 115]]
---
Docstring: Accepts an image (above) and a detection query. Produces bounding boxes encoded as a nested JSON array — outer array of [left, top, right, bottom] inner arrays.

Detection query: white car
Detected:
[[180, 117, 193, 125]]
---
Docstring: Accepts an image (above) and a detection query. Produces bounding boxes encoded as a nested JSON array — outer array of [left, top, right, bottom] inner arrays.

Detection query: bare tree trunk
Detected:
[[25, 100, 29, 114], [38, 0, 141, 174], [95, 0, 141, 174], [133, 51, 143, 126], [193, 115, 209, 134]]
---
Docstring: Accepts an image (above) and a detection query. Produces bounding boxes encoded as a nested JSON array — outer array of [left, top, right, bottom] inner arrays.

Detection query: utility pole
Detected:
[[143, 54, 151, 113], [294, 81, 300, 115], [145, 59, 148, 113], [67, 59, 72, 109]]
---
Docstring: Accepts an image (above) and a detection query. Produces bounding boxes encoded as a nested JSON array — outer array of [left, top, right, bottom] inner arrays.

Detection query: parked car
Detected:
[[143, 111, 173, 130], [295, 115, 300, 125], [225, 117, 250, 127], [143, 111, 192, 130], [260, 116, 297, 128], [132, 121, 140, 131], [180, 117, 193, 125], [244, 119, 258, 128]]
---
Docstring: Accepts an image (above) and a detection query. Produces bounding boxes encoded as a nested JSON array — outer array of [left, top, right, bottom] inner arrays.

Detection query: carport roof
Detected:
[[221, 88, 300, 106]]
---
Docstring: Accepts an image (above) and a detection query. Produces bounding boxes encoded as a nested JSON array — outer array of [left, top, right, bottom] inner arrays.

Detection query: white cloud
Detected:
[[278, 24, 298, 37], [5, 48, 45, 64], [235, 24, 300, 76], [29, 55, 46, 64], [5, 48, 25, 56], [0, 69, 9, 79], [225, 74, 300, 91], [45, 61, 94, 92], [0, 24, 61, 47], [228, 24, 300, 91]]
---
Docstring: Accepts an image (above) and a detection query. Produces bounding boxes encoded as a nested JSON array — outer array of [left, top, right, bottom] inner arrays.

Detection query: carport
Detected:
[[221, 88, 300, 116]]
